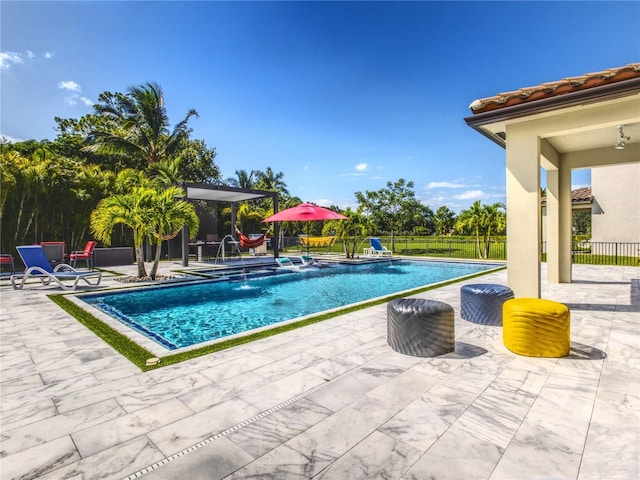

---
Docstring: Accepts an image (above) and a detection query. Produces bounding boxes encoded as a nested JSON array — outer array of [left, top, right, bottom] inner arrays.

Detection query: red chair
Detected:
[[69, 241, 97, 270], [0, 254, 15, 274]]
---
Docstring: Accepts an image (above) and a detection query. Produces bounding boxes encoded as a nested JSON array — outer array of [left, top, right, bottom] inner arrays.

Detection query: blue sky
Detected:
[[2, 1, 639, 212]]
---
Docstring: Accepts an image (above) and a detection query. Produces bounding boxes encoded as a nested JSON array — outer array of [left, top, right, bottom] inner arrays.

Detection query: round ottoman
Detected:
[[503, 298, 570, 357], [387, 298, 455, 357], [461, 284, 514, 326]]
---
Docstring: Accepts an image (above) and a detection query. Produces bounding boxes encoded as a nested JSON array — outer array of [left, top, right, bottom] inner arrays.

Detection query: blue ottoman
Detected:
[[387, 298, 455, 357], [461, 284, 514, 326]]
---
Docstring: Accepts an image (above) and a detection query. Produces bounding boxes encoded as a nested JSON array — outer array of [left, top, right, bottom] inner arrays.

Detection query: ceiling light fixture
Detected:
[[614, 125, 630, 150]]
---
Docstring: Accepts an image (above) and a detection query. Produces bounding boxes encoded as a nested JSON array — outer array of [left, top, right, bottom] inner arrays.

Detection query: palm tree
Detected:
[[455, 201, 505, 258], [324, 207, 371, 258], [91, 186, 156, 278], [256, 167, 289, 195], [147, 185, 199, 280], [84, 82, 198, 171]]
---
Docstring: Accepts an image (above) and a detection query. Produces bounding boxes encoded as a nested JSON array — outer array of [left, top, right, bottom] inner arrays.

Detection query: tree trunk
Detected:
[[149, 239, 163, 280], [134, 243, 147, 278]]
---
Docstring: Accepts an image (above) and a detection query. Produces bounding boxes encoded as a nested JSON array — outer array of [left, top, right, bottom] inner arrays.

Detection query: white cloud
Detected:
[[426, 181, 466, 189], [1, 134, 23, 143], [80, 96, 93, 106], [454, 190, 485, 200], [27, 50, 35, 59], [355, 162, 368, 171], [58, 80, 81, 92], [44, 52, 54, 59], [0, 52, 23, 70], [313, 198, 334, 207]]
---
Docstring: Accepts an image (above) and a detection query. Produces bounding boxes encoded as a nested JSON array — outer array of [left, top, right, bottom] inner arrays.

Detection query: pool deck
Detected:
[[0, 260, 638, 479]]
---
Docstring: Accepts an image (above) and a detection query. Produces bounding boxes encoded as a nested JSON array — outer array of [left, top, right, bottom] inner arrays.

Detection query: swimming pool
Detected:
[[80, 260, 500, 350]]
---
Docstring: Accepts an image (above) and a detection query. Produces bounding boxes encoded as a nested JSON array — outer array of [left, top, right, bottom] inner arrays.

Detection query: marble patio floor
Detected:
[[0, 262, 638, 479]]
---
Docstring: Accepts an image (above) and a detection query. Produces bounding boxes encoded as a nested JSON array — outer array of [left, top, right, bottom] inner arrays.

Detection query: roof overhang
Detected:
[[181, 183, 277, 203], [464, 76, 640, 152]]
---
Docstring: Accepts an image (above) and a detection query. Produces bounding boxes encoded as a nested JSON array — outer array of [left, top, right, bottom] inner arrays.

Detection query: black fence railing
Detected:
[[542, 241, 640, 266], [279, 236, 639, 267]]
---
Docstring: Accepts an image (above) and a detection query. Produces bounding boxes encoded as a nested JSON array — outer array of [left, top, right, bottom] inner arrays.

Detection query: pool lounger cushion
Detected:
[[387, 298, 455, 357], [503, 298, 570, 358], [461, 283, 514, 326]]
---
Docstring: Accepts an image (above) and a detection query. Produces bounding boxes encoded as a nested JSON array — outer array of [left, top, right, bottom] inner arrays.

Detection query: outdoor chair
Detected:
[[300, 255, 317, 266], [276, 257, 299, 270], [69, 241, 97, 269], [40, 241, 66, 266], [0, 254, 15, 274], [364, 238, 392, 257], [11, 245, 102, 291]]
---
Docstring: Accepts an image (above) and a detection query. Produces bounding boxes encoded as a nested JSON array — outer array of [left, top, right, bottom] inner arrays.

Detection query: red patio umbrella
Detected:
[[262, 203, 348, 254], [262, 203, 348, 223]]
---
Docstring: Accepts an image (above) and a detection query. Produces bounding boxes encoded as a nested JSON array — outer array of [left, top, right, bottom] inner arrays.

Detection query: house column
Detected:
[[545, 165, 572, 283], [558, 164, 573, 282], [506, 124, 541, 298]]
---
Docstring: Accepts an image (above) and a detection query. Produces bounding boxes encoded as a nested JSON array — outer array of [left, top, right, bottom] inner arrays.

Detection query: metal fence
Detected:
[[279, 236, 639, 266]]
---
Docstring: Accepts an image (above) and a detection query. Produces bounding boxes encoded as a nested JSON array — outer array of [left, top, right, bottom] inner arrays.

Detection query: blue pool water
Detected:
[[81, 260, 499, 350]]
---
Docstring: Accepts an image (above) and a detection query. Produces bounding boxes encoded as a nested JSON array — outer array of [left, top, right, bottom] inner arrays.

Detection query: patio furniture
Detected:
[[387, 298, 455, 357], [461, 283, 514, 326], [503, 298, 570, 357], [69, 241, 97, 269], [11, 245, 102, 291], [0, 254, 15, 274], [40, 241, 66, 266], [364, 237, 392, 257]]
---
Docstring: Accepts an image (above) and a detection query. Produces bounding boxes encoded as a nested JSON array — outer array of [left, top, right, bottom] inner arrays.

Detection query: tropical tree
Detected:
[[324, 207, 371, 258], [434, 206, 456, 237], [256, 167, 289, 196], [455, 201, 506, 258], [355, 178, 417, 251], [147, 185, 199, 279], [227, 169, 258, 189], [84, 82, 198, 171], [91, 185, 157, 278]]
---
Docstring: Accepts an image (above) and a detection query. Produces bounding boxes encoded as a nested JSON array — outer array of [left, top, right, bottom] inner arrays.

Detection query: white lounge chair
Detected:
[[363, 238, 392, 257]]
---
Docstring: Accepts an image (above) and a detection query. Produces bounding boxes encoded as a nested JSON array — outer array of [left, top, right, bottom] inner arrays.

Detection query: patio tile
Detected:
[[225, 397, 334, 458], [147, 397, 260, 457], [225, 433, 340, 479], [0, 263, 637, 479], [315, 430, 421, 479], [36, 436, 165, 480], [71, 397, 193, 457], [142, 436, 254, 480], [1, 398, 125, 458], [0, 435, 80, 480]]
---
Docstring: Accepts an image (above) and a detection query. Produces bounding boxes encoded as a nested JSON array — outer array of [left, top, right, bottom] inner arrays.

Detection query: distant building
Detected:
[[542, 164, 640, 243], [590, 163, 640, 243]]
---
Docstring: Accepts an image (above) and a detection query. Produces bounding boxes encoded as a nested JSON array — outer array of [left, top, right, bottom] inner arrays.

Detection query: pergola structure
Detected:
[[465, 64, 640, 297], [179, 183, 279, 266]]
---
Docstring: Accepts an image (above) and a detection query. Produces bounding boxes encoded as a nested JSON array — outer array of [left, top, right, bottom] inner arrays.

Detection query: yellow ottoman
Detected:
[[503, 298, 570, 357]]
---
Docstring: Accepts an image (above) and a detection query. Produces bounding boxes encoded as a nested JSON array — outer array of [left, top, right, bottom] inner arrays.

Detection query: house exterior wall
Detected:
[[591, 163, 640, 242]]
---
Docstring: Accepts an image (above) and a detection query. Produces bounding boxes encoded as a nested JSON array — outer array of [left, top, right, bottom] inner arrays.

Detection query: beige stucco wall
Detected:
[[591, 163, 640, 242]]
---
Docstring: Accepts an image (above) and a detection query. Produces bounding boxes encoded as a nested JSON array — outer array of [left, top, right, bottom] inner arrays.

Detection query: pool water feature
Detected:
[[80, 260, 500, 350]]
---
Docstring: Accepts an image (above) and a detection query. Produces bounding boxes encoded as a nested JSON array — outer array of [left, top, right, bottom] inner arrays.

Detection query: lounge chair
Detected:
[[276, 257, 299, 270], [300, 255, 318, 266], [69, 241, 97, 269], [11, 245, 102, 290], [363, 238, 392, 257]]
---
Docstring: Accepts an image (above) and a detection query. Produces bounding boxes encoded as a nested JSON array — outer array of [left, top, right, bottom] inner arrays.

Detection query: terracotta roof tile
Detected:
[[541, 187, 592, 206], [469, 64, 640, 114]]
